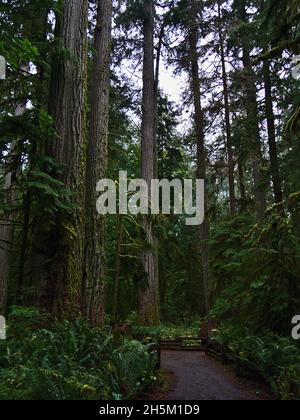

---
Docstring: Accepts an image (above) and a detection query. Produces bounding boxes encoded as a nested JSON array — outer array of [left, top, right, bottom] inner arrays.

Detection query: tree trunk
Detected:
[[188, 0, 210, 315], [112, 215, 123, 324], [217, 1, 236, 215], [243, 53, 267, 219], [83, 0, 113, 326], [263, 59, 283, 205], [139, 0, 160, 326], [36, 0, 88, 317], [153, 20, 165, 179], [238, 160, 247, 212], [240, 5, 267, 219]]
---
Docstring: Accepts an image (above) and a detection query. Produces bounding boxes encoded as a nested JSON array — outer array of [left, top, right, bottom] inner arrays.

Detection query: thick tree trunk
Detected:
[[263, 59, 283, 205], [83, 0, 112, 326], [139, 0, 160, 326], [188, 0, 210, 315], [217, 1, 236, 215], [36, 0, 88, 316]]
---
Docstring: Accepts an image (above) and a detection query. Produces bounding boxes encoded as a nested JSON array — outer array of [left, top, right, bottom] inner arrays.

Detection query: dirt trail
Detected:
[[160, 350, 262, 401]]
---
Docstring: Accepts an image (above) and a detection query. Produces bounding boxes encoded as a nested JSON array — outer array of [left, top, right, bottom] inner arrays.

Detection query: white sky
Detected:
[[160, 66, 183, 103]]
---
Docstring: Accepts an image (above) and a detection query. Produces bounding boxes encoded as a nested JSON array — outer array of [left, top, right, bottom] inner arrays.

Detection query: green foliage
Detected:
[[210, 200, 300, 334], [112, 340, 157, 399], [132, 321, 201, 340], [7, 306, 47, 338], [212, 325, 300, 400], [0, 315, 157, 400], [265, 0, 300, 46], [0, 38, 39, 71]]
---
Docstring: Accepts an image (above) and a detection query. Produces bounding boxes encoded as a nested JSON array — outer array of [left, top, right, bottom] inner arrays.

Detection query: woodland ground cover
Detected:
[[0, 309, 158, 400], [212, 325, 300, 400]]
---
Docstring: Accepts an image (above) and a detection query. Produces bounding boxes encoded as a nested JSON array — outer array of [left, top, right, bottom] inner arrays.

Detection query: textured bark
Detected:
[[263, 59, 283, 205], [83, 0, 113, 326], [217, 1, 236, 215], [139, 0, 160, 326], [36, 0, 88, 316], [188, 0, 210, 315]]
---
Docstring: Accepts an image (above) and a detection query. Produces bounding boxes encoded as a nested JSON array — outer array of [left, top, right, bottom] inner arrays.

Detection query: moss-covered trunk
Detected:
[[83, 0, 113, 326], [34, 0, 88, 317]]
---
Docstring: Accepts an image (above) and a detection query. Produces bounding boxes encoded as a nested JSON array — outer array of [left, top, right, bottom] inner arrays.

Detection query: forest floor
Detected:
[[144, 351, 274, 401]]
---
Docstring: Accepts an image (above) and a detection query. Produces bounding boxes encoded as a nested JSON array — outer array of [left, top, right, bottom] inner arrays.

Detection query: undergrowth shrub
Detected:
[[0, 314, 157, 400], [213, 324, 300, 400], [209, 198, 300, 400], [112, 340, 157, 399], [132, 320, 201, 340]]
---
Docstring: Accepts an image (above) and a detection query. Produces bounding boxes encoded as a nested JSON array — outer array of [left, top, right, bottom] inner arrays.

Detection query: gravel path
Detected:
[[161, 350, 260, 401]]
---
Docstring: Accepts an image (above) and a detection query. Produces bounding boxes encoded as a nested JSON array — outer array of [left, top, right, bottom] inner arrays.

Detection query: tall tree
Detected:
[[83, 0, 113, 326], [263, 59, 283, 205], [139, 0, 160, 326], [217, 0, 236, 215], [34, 0, 88, 316], [188, 0, 210, 314], [237, 1, 267, 219]]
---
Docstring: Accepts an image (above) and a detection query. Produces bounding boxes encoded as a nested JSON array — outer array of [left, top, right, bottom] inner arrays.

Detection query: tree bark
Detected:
[[263, 59, 283, 205], [36, 0, 88, 316], [188, 0, 210, 315], [139, 0, 160, 326], [217, 1, 236, 215], [83, 0, 113, 326]]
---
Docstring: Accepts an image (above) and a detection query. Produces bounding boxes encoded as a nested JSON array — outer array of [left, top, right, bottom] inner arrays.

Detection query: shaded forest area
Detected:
[[0, 0, 300, 400]]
